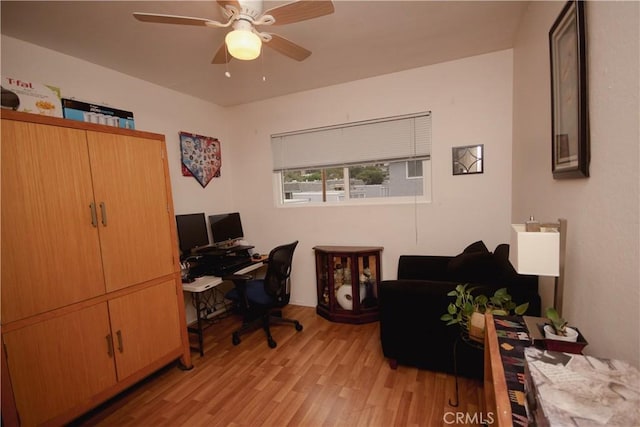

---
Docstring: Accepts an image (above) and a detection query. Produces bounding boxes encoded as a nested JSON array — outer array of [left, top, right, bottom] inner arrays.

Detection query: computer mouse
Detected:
[[252, 253, 261, 260]]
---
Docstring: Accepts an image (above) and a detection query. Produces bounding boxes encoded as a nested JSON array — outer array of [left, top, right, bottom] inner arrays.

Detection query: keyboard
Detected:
[[210, 257, 253, 276], [194, 244, 254, 255]]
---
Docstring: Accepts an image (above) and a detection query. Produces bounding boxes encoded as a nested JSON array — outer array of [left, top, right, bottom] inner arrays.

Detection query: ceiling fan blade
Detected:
[[266, 34, 311, 61], [212, 43, 231, 64], [216, 0, 241, 12], [133, 12, 214, 26], [263, 1, 335, 26]]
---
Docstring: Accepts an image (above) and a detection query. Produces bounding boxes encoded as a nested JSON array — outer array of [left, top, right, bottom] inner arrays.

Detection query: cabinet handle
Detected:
[[99, 202, 108, 226], [90, 202, 98, 227], [116, 330, 124, 353], [106, 334, 114, 358]]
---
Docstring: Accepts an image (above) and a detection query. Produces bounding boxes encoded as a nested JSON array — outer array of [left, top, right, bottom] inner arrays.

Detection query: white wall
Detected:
[[227, 50, 515, 307], [2, 37, 516, 322], [512, 2, 639, 367]]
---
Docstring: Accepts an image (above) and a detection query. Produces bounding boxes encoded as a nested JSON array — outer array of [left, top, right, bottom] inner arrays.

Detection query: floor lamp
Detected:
[[509, 219, 567, 317]]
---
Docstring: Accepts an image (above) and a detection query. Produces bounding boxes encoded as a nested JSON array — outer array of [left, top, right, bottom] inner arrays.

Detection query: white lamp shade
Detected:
[[509, 224, 560, 276], [225, 30, 261, 60]]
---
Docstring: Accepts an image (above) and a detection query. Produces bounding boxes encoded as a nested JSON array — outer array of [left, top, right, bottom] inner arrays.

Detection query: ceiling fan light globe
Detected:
[[225, 30, 262, 60]]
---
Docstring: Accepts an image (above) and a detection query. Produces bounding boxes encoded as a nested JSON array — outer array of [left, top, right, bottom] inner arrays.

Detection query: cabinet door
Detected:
[[3, 303, 116, 426], [87, 132, 176, 292], [1, 120, 105, 323], [108, 280, 182, 379]]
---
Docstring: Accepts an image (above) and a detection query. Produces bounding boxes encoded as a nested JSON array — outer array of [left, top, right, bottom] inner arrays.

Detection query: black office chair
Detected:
[[224, 241, 302, 348]]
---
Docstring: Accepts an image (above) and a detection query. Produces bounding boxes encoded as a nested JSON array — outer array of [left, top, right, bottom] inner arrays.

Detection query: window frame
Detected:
[[405, 159, 424, 180], [274, 159, 432, 208], [271, 111, 432, 207]]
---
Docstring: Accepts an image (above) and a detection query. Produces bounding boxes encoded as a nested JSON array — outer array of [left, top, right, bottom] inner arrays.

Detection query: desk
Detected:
[[183, 261, 264, 356]]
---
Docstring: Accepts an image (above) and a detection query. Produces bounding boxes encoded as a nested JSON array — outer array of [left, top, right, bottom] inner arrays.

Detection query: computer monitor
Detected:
[[209, 212, 244, 246], [175, 213, 209, 255]]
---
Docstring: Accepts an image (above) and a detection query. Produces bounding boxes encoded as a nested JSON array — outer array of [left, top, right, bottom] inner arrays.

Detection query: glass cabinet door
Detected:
[[314, 246, 382, 324], [315, 251, 330, 311], [357, 253, 379, 310]]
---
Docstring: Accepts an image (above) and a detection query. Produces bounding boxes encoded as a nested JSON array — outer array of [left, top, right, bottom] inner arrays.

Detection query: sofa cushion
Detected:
[[447, 240, 499, 280], [447, 251, 498, 280], [494, 243, 517, 278], [462, 240, 490, 254]]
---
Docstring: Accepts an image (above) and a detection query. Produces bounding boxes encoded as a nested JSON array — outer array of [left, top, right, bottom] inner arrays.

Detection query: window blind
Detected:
[[271, 112, 431, 172]]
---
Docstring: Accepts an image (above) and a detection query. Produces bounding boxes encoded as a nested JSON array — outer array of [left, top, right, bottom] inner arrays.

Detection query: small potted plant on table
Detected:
[[441, 284, 529, 343], [543, 307, 588, 353]]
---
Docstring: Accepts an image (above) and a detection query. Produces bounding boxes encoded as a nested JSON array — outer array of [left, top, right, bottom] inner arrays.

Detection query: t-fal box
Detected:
[[61, 98, 135, 129], [1, 77, 63, 117]]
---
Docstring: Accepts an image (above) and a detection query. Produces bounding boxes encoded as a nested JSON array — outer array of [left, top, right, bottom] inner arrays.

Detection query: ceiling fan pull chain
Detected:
[[225, 46, 231, 78]]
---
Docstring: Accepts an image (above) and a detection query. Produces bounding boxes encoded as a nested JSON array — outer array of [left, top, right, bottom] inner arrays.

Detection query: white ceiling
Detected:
[[1, 1, 528, 107]]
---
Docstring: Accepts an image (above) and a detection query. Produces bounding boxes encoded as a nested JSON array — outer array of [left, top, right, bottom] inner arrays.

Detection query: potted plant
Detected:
[[544, 307, 577, 341], [542, 307, 588, 353], [441, 284, 529, 343]]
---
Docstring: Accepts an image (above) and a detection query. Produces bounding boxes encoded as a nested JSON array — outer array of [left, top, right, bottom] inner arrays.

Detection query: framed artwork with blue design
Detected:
[[180, 131, 221, 188]]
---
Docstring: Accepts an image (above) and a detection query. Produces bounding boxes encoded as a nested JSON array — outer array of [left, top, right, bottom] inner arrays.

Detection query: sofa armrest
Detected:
[[379, 279, 478, 375], [378, 277, 540, 377]]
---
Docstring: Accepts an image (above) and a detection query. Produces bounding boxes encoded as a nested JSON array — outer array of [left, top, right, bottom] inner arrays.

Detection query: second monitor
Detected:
[[209, 212, 244, 247]]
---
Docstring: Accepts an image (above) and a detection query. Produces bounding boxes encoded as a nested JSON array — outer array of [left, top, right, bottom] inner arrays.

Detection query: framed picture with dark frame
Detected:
[[549, 0, 589, 179]]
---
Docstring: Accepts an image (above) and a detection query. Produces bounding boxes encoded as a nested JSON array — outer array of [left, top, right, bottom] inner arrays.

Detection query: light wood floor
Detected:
[[74, 306, 484, 426]]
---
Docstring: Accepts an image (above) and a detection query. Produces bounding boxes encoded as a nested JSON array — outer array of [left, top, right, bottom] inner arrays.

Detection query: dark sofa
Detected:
[[378, 241, 540, 379]]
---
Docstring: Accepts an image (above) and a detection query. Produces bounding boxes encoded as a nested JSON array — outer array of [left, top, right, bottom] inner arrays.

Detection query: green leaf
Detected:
[[494, 288, 508, 297], [447, 303, 456, 315], [514, 303, 529, 315], [546, 307, 561, 322], [462, 302, 474, 316]]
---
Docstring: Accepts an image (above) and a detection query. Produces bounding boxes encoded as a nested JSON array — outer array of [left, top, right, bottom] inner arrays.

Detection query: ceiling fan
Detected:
[[133, 0, 334, 63]]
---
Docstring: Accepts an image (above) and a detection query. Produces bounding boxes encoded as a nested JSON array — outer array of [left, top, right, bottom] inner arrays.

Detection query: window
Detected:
[[272, 112, 431, 205], [406, 160, 423, 179]]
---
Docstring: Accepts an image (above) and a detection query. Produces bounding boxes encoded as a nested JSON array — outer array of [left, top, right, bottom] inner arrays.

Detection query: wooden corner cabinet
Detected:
[[0, 110, 191, 426], [313, 246, 383, 324]]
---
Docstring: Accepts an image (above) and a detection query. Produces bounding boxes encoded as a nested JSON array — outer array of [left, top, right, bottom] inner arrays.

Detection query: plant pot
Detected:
[[468, 312, 485, 343], [542, 325, 588, 354], [543, 325, 578, 342]]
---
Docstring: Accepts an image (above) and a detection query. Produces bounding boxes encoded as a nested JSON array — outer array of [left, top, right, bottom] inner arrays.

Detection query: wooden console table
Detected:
[[484, 312, 513, 426], [484, 314, 548, 426], [313, 246, 382, 324]]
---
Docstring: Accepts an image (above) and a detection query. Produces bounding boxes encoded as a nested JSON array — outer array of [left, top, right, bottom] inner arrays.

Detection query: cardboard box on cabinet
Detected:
[[62, 98, 135, 129], [1, 77, 63, 117]]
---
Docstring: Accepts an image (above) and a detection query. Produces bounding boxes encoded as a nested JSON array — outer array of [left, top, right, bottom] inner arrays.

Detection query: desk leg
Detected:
[[195, 293, 204, 356]]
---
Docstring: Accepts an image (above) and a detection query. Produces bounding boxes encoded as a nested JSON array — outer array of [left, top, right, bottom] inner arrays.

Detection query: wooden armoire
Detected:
[[0, 110, 191, 426]]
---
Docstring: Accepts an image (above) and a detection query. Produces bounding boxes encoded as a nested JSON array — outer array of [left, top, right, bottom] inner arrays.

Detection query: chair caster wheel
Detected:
[[232, 333, 240, 346], [268, 338, 277, 348], [295, 322, 303, 332]]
